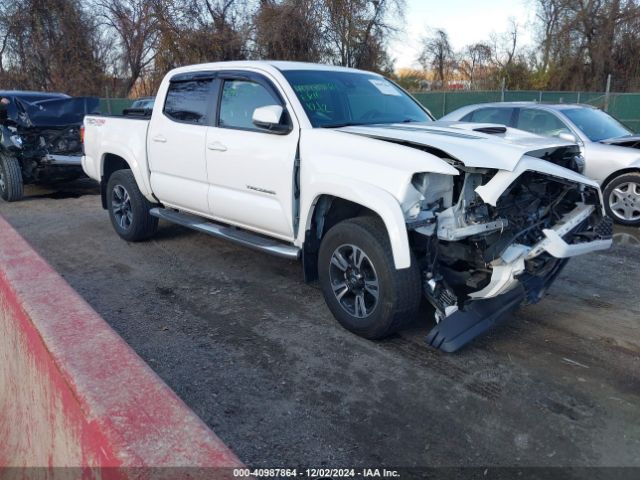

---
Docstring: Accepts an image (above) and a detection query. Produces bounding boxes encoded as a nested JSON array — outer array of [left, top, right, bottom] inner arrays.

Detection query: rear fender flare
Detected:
[[99, 145, 154, 202]]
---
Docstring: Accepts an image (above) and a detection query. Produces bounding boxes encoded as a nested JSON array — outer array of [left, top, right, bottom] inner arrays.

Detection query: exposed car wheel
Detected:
[[603, 173, 640, 226], [0, 153, 24, 202], [106, 169, 158, 241], [318, 216, 422, 340]]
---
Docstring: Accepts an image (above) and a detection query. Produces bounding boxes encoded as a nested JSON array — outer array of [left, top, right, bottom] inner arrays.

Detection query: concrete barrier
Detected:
[[0, 214, 242, 471]]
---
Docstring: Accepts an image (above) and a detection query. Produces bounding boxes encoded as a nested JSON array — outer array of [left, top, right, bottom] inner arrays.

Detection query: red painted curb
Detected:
[[0, 214, 243, 470]]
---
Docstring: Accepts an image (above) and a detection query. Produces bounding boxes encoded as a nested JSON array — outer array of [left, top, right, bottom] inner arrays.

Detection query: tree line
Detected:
[[1, 0, 639, 98], [410, 0, 640, 92]]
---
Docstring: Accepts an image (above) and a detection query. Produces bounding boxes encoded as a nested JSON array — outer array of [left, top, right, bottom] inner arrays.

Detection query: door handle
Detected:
[[207, 142, 227, 152], [152, 135, 167, 143]]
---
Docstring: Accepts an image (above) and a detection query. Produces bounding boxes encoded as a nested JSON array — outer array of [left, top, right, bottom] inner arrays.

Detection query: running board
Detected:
[[149, 208, 300, 260]]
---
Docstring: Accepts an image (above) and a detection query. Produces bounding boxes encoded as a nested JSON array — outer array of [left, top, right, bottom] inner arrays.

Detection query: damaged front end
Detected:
[[0, 95, 99, 183], [403, 158, 613, 352]]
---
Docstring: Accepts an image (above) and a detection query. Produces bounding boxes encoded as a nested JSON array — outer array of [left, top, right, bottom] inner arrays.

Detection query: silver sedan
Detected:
[[441, 102, 640, 225]]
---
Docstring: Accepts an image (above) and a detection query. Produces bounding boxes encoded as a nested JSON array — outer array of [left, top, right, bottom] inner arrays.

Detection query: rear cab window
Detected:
[[163, 79, 213, 124]]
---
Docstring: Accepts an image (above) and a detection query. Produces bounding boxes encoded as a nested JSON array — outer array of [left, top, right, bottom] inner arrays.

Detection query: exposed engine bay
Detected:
[[0, 94, 99, 184], [402, 158, 612, 351]]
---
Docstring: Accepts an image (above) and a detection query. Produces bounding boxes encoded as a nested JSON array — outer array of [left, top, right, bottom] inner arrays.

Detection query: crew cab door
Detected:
[[205, 72, 299, 240], [147, 74, 216, 214]]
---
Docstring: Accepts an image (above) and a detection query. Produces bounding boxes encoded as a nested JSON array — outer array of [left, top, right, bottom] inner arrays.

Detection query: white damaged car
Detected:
[[81, 62, 613, 351]]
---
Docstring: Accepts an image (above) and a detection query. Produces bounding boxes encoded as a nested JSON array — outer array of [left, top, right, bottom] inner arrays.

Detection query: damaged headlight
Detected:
[[10, 134, 23, 148]]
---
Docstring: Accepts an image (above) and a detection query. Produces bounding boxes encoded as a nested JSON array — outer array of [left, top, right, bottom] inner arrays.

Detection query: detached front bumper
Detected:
[[526, 203, 612, 259], [469, 202, 612, 301], [425, 179, 613, 353]]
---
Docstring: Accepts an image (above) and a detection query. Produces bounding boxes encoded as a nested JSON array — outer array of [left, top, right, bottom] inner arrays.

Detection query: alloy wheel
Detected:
[[609, 181, 640, 222], [329, 244, 379, 318], [112, 184, 133, 230]]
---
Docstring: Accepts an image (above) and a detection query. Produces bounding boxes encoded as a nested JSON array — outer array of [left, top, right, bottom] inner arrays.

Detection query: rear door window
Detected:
[[163, 80, 213, 124], [463, 107, 514, 125]]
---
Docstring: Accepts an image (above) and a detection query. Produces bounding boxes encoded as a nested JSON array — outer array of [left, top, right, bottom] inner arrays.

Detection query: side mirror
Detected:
[[252, 105, 291, 134], [557, 132, 577, 143]]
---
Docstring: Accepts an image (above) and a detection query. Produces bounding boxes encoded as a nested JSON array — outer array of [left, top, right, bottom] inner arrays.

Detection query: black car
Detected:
[[0, 90, 100, 201]]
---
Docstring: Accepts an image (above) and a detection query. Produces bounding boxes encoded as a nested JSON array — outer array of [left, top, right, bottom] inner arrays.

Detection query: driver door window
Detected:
[[218, 80, 282, 131], [516, 109, 572, 138]]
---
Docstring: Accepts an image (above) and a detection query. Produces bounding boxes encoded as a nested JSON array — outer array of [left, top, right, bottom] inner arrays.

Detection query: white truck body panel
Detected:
[[80, 60, 615, 351], [83, 116, 155, 201]]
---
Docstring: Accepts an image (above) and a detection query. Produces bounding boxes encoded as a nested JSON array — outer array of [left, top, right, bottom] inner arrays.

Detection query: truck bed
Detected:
[[82, 115, 150, 182]]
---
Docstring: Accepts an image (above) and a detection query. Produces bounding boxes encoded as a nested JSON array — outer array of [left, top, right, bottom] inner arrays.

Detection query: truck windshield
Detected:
[[281, 70, 432, 128], [562, 107, 632, 142]]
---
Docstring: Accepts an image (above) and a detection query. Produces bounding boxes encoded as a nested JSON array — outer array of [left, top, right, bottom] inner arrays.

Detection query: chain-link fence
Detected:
[[99, 91, 640, 132], [412, 90, 640, 132]]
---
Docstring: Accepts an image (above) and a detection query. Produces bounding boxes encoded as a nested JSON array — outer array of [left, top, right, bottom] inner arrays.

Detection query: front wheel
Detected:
[[603, 173, 640, 226], [106, 169, 158, 241], [318, 216, 422, 340], [0, 153, 24, 202]]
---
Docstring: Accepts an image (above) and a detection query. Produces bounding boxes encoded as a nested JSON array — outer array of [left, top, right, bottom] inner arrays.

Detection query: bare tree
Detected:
[[254, 0, 325, 62], [324, 0, 403, 72], [0, 0, 106, 95], [533, 0, 640, 91], [94, 0, 159, 95], [418, 29, 454, 89], [458, 42, 492, 88]]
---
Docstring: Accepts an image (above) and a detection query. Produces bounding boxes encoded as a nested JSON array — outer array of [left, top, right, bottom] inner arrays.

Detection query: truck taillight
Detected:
[[80, 125, 85, 143]]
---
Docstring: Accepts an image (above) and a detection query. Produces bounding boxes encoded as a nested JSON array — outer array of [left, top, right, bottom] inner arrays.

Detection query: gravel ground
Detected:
[[1, 179, 639, 468]]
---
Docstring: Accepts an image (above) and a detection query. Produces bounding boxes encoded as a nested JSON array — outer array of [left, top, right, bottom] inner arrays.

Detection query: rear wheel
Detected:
[[106, 169, 158, 241], [0, 153, 24, 202], [318, 216, 421, 339], [603, 173, 640, 226]]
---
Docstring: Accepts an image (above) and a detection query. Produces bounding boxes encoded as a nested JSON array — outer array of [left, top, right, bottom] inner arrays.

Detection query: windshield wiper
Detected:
[[319, 121, 364, 128]]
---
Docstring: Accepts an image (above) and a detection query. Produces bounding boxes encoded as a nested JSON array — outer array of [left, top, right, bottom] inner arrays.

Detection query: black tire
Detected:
[[318, 216, 422, 340], [0, 153, 24, 202], [603, 172, 640, 226], [106, 169, 158, 241]]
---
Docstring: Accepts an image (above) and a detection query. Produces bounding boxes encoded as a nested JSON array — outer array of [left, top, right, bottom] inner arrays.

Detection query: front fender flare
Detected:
[[299, 177, 412, 269]]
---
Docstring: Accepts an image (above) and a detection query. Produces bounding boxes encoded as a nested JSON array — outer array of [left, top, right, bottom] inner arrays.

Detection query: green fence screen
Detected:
[[100, 91, 640, 132]]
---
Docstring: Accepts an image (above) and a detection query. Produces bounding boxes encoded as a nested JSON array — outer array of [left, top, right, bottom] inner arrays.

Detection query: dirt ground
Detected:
[[1, 179, 639, 468]]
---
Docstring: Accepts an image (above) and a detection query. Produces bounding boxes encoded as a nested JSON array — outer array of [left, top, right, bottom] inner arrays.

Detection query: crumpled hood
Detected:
[[4, 96, 100, 128], [338, 121, 577, 172]]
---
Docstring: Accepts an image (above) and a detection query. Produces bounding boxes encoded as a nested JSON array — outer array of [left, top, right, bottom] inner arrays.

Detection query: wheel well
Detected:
[[602, 168, 640, 190], [100, 154, 130, 209], [302, 195, 379, 282]]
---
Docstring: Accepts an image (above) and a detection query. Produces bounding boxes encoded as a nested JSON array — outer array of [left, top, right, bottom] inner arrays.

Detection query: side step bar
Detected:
[[149, 208, 300, 260]]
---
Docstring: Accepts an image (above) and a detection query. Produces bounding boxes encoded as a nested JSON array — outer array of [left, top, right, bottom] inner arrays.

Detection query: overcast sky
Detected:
[[388, 0, 536, 69]]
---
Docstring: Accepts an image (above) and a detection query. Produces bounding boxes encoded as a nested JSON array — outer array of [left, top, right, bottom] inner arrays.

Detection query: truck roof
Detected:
[[166, 60, 378, 76]]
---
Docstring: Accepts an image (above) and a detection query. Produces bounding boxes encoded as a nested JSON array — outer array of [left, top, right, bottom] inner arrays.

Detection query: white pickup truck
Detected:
[[82, 61, 613, 352]]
